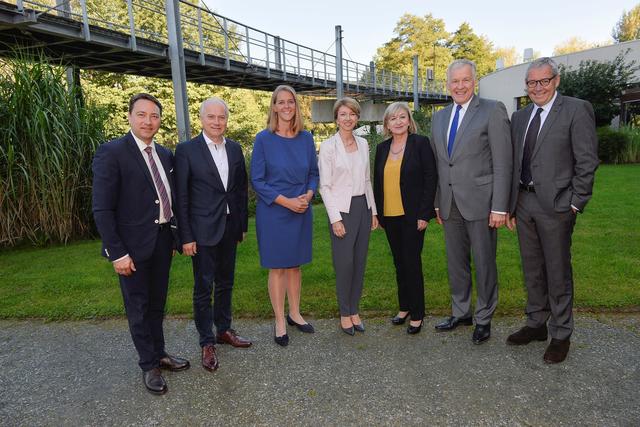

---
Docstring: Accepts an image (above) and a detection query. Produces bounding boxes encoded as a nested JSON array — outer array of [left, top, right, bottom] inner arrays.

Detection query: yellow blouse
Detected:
[[383, 156, 404, 216]]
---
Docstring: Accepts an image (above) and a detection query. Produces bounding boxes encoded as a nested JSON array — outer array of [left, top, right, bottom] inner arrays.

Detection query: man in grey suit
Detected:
[[430, 59, 512, 344], [505, 57, 598, 364]]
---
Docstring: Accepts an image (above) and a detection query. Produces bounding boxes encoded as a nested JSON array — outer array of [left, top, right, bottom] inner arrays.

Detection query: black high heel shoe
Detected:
[[407, 319, 423, 335], [353, 321, 365, 333], [391, 313, 409, 325], [287, 314, 315, 333], [342, 325, 355, 336]]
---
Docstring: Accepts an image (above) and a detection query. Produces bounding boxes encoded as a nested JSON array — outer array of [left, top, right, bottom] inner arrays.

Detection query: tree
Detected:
[[558, 51, 639, 126], [613, 4, 640, 42], [493, 46, 521, 68], [448, 22, 497, 77], [374, 14, 452, 81], [553, 37, 596, 56]]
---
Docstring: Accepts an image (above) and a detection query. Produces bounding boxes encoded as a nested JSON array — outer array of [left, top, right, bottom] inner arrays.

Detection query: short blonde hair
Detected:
[[333, 97, 361, 121], [266, 85, 304, 136], [382, 102, 417, 138]]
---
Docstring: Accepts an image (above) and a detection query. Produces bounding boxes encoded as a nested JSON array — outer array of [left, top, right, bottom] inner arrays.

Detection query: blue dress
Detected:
[[251, 130, 319, 268]]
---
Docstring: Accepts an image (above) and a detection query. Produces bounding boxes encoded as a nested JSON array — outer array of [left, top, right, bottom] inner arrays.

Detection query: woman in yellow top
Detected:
[[373, 102, 438, 334]]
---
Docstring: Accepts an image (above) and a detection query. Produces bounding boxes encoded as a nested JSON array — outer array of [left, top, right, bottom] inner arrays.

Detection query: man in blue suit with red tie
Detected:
[[175, 98, 250, 373], [92, 93, 189, 395]]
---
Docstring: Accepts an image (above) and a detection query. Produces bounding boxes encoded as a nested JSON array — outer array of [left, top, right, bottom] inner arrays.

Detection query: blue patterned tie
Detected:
[[447, 104, 462, 157]]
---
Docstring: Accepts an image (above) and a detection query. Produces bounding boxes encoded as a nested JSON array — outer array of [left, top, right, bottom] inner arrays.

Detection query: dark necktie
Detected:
[[520, 107, 544, 185], [447, 104, 462, 157], [144, 146, 172, 222]]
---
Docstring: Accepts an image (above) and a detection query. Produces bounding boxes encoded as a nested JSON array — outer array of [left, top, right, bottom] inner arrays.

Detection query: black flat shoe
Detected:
[[287, 314, 315, 333], [407, 320, 423, 335], [274, 333, 289, 347], [341, 326, 355, 336], [353, 322, 365, 333], [391, 313, 409, 325]]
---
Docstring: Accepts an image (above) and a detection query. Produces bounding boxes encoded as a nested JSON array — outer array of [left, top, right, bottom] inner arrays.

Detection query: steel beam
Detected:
[[335, 25, 343, 99], [165, 0, 190, 142]]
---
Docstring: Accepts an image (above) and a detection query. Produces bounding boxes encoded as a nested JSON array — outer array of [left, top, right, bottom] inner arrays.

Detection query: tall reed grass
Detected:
[[0, 53, 108, 246], [618, 125, 640, 163]]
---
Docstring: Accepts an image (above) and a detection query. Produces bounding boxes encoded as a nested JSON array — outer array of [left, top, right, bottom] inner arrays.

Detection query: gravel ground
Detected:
[[0, 314, 638, 426]]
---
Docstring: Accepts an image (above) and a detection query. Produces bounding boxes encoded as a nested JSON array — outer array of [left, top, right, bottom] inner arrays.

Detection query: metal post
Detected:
[[17, 0, 23, 12], [274, 36, 282, 70], [296, 45, 300, 76], [56, 0, 76, 91], [355, 62, 359, 92], [413, 55, 419, 111], [223, 17, 230, 70], [381, 69, 385, 95], [345, 60, 349, 92], [165, 0, 190, 142], [335, 25, 343, 99], [282, 39, 287, 80], [197, 7, 204, 65], [370, 61, 376, 93], [79, 0, 90, 41], [311, 50, 315, 85], [245, 27, 251, 65], [127, 0, 137, 51], [323, 52, 327, 87], [265, 33, 270, 78]]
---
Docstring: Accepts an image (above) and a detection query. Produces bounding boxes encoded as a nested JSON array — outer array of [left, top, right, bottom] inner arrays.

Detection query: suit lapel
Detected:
[[400, 134, 415, 175], [439, 104, 453, 154], [226, 139, 238, 191], [532, 94, 563, 159], [516, 104, 534, 164], [451, 95, 479, 160], [125, 132, 156, 192], [198, 133, 225, 191]]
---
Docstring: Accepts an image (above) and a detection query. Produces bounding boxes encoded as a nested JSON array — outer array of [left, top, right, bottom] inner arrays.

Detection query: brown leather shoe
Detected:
[[506, 325, 548, 345], [143, 368, 167, 395], [543, 338, 570, 364], [217, 329, 252, 348], [201, 344, 219, 372], [159, 354, 190, 371]]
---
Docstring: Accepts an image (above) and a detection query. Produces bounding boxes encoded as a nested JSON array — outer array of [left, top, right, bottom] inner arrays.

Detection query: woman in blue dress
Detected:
[[250, 85, 319, 347]]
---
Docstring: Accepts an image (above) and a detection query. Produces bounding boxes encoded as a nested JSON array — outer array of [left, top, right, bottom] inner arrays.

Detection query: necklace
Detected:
[[390, 144, 405, 155]]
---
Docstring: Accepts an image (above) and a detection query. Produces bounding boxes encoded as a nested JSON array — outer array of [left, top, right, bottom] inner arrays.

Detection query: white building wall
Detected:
[[478, 39, 640, 117]]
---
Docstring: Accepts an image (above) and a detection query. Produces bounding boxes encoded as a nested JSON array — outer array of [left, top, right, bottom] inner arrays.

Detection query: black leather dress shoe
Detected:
[[391, 313, 409, 325], [472, 323, 491, 344], [407, 320, 423, 335], [544, 338, 570, 364], [435, 316, 473, 331], [287, 314, 315, 333], [143, 368, 167, 395], [506, 325, 548, 345], [159, 354, 190, 372]]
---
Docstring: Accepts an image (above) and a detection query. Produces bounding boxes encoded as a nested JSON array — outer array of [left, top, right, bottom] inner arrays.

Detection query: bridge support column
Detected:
[[413, 55, 419, 112], [165, 0, 191, 143], [335, 25, 343, 99]]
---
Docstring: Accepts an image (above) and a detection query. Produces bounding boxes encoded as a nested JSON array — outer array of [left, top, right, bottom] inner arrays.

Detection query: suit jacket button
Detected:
[[448, 183, 452, 186], [155, 200, 159, 204], [154, 219, 159, 224], [449, 163, 453, 167]]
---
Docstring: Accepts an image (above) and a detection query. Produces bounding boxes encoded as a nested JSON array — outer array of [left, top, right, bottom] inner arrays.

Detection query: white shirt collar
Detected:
[[131, 130, 155, 152], [454, 95, 474, 112], [203, 132, 226, 148]]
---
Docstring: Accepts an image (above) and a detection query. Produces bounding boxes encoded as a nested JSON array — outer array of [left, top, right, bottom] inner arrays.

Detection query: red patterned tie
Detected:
[[144, 146, 172, 222]]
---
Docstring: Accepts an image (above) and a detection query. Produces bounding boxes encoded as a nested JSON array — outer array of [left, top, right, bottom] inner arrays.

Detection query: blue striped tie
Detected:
[[447, 104, 462, 157]]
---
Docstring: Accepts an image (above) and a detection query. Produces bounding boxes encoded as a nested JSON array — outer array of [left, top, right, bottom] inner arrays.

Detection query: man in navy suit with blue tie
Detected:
[[175, 98, 250, 373], [93, 93, 189, 395]]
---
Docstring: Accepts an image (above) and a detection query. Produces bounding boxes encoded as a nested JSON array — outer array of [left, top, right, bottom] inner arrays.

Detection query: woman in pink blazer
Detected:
[[319, 97, 378, 335]]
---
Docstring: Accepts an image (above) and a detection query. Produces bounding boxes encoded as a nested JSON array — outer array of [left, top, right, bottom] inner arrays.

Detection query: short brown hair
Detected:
[[266, 85, 304, 135], [382, 102, 417, 138], [129, 93, 163, 115], [333, 97, 361, 121]]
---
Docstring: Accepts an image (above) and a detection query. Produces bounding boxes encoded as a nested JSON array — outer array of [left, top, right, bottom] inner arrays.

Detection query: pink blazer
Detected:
[[318, 133, 377, 224]]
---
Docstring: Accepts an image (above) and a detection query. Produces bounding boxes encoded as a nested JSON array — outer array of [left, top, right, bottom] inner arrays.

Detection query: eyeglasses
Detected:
[[526, 75, 557, 88]]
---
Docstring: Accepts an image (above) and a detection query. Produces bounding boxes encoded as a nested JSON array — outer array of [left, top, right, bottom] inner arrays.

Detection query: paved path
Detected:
[[1, 314, 639, 426]]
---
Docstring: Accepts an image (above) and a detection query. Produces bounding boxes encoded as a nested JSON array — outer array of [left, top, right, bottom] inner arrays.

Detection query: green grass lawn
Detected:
[[1, 164, 638, 320]]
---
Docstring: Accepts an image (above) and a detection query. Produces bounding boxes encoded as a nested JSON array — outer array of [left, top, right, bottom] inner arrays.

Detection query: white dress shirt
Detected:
[[446, 96, 473, 138], [203, 133, 230, 214], [132, 132, 172, 223]]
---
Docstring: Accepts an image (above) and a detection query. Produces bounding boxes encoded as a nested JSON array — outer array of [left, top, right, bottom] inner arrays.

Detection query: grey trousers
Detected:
[[329, 195, 372, 316], [516, 190, 576, 340], [442, 198, 498, 325]]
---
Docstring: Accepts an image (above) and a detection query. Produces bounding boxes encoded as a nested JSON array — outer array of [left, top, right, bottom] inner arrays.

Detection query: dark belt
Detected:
[[519, 183, 536, 193], [159, 222, 172, 230]]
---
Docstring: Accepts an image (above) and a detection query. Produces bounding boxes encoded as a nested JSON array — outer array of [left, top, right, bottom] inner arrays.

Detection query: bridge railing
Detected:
[[7, 0, 447, 98]]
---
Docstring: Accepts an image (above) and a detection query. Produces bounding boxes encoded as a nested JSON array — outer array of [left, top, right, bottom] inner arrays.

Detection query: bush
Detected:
[[597, 126, 630, 164], [0, 53, 108, 247], [617, 125, 640, 163]]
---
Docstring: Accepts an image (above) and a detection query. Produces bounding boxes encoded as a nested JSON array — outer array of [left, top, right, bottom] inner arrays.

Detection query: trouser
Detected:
[[516, 190, 576, 340], [383, 215, 426, 320], [442, 199, 498, 325], [119, 226, 173, 371], [329, 195, 372, 316]]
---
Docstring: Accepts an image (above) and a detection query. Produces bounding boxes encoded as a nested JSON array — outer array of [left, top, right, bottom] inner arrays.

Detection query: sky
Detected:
[[203, 0, 639, 64]]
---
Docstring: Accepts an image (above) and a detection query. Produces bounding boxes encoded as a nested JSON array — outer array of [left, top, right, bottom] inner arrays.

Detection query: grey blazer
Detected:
[[430, 95, 512, 221], [509, 94, 599, 214]]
